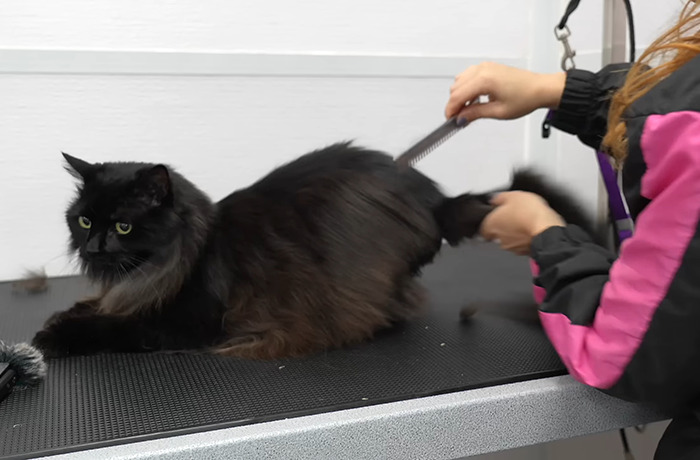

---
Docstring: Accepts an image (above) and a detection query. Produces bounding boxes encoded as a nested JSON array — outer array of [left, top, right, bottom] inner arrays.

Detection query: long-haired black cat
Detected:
[[31, 143, 595, 359]]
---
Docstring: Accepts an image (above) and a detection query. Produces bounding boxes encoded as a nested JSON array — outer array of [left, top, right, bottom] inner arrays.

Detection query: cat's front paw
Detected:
[[31, 329, 71, 358]]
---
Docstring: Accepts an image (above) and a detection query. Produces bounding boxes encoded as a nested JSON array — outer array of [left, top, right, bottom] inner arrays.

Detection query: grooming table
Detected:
[[0, 242, 666, 460]]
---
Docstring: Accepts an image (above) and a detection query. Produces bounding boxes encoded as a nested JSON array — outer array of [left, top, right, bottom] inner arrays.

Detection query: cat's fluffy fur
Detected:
[[31, 143, 595, 359]]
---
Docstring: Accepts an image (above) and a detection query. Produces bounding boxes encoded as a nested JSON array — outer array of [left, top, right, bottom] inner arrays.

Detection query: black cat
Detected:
[[31, 143, 595, 359]]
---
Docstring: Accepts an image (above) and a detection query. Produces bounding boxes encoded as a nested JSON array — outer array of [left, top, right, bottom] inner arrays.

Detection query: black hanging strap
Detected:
[[542, 0, 636, 140], [557, 0, 635, 62], [557, 0, 581, 30], [622, 0, 636, 62]]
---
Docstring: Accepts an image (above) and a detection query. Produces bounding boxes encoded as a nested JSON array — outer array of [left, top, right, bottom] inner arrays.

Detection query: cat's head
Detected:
[[62, 152, 185, 284]]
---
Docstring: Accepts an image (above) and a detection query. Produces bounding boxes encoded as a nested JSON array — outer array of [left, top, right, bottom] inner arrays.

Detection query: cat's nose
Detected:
[[85, 236, 101, 254]]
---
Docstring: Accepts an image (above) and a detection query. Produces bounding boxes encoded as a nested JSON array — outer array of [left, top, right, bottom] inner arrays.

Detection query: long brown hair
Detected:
[[602, 1, 700, 165]]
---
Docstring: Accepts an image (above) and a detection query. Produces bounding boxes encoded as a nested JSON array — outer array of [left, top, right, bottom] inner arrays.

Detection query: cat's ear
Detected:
[[136, 164, 172, 206], [62, 152, 94, 180]]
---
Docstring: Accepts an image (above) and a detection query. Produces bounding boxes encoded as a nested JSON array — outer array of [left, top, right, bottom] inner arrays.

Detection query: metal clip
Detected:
[[554, 25, 576, 71]]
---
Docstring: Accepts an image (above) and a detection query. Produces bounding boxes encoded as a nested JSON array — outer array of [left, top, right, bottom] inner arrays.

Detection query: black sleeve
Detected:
[[550, 63, 632, 150]]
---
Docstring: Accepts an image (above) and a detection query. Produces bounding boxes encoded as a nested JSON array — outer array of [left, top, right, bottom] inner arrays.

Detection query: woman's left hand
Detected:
[[480, 191, 566, 256]]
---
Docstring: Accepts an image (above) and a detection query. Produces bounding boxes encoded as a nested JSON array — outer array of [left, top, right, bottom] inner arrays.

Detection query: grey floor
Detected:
[[466, 421, 668, 460]]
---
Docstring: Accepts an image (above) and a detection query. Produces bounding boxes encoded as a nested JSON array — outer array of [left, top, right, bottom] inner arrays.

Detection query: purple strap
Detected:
[[595, 151, 634, 242], [543, 110, 634, 243]]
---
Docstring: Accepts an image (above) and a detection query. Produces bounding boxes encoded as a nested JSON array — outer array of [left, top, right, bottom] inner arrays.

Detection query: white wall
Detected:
[[0, 0, 687, 282]]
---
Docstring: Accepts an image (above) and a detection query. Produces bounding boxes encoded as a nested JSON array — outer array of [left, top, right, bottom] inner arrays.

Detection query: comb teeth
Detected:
[[406, 127, 459, 166], [395, 117, 465, 168]]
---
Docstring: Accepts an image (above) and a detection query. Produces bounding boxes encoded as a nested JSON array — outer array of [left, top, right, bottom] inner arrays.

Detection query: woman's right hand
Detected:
[[445, 62, 566, 123]]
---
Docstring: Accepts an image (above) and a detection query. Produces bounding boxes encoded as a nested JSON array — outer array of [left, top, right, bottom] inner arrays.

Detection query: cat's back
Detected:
[[212, 142, 443, 265], [218, 142, 440, 211], [251, 142, 398, 195]]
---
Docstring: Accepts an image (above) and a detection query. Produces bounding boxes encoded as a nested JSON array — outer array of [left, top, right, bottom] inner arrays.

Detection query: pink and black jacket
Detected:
[[533, 55, 700, 413]]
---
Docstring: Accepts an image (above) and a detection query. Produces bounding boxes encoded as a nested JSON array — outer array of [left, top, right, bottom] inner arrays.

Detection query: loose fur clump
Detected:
[[12, 269, 49, 295], [31, 143, 594, 360]]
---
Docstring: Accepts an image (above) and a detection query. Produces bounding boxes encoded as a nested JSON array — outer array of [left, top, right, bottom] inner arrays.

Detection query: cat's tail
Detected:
[[434, 168, 601, 247]]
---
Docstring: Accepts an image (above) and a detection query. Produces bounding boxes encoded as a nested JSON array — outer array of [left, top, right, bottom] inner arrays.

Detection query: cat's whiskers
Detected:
[[115, 262, 130, 285], [51, 258, 80, 278], [21, 250, 82, 279]]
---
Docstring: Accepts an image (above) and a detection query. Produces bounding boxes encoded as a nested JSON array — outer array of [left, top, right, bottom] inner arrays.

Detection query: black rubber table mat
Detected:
[[0, 242, 566, 459]]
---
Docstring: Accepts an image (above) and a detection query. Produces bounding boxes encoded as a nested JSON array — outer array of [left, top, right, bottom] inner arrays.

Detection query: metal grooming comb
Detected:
[[395, 117, 466, 168]]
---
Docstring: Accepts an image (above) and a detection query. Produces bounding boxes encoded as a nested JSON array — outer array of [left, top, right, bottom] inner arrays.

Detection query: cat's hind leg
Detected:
[[385, 274, 428, 322], [211, 330, 318, 360], [212, 291, 415, 360]]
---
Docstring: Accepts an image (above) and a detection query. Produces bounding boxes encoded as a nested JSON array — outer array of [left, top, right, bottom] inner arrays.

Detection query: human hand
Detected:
[[479, 191, 565, 256], [445, 62, 566, 123]]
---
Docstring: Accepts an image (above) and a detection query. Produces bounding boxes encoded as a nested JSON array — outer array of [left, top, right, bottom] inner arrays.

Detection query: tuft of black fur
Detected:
[[434, 168, 599, 247], [31, 143, 597, 360], [507, 169, 599, 241]]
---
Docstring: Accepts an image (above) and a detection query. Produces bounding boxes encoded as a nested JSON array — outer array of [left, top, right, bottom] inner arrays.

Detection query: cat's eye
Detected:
[[115, 222, 132, 235], [78, 216, 92, 229]]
